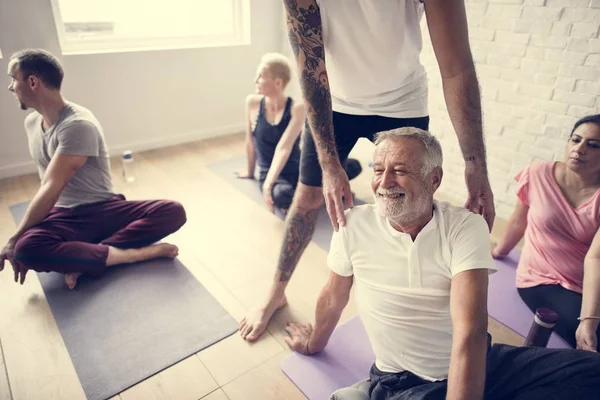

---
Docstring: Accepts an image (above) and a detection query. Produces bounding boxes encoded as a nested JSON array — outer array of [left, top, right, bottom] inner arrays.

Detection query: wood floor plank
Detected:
[[197, 333, 284, 387], [120, 355, 217, 400], [222, 352, 306, 400]]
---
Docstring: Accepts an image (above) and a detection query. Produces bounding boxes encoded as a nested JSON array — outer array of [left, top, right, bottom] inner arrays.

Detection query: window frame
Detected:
[[49, 0, 251, 55]]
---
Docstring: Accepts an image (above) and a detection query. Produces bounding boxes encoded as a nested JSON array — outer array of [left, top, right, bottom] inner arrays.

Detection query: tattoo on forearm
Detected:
[[464, 156, 477, 162], [277, 208, 319, 281], [284, 0, 337, 159]]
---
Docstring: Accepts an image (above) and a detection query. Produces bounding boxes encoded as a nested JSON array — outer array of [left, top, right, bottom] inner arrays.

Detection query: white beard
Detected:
[[374, 186, 432, 225]]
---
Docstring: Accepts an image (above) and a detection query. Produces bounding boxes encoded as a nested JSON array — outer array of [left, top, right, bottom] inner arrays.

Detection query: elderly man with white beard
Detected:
[[284, 127, 600, 400]]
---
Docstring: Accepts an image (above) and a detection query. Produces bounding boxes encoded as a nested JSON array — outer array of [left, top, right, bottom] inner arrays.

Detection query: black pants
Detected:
[[300, 113, 429, 187], [365, 342, 600, 400], [518, 284, 600, 350]]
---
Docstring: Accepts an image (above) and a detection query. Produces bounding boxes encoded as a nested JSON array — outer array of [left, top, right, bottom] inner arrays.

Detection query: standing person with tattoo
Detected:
[[239, 0, 495, 342]]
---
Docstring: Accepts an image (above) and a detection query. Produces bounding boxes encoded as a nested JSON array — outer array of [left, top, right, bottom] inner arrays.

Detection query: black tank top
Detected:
[[253, 97, 301, 182]]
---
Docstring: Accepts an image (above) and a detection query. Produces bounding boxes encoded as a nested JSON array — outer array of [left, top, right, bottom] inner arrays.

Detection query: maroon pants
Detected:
[[14, 194, 187, 276]]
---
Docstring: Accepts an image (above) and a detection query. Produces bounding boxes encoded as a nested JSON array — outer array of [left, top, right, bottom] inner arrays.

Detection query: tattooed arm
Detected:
[[284, 0, 336, 164], [283, 0, 354, 230], [424, 0, 495, 230]]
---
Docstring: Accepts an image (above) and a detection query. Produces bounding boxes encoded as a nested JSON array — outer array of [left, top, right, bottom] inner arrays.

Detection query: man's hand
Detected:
[[322, 163, 354, 231], [576, 320, 598, 352], [284, 322, 314, 355], [464, 165, 495, 231], [0, 239, 28, 285], [263, 182, 275, 214], [234, 170, 254, 180]]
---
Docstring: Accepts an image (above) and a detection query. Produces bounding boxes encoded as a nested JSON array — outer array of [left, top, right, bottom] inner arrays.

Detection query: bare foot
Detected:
[[140, 243, 179, 261], [239, 295, 288, 342], [65, 272, 82, 290]]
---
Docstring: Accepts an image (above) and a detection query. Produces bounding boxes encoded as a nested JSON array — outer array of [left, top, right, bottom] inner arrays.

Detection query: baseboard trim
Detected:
[[0, 124, 245, 180]]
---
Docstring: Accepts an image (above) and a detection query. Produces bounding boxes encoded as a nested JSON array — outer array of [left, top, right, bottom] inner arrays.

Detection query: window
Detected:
[[50, 0, 250, 55]]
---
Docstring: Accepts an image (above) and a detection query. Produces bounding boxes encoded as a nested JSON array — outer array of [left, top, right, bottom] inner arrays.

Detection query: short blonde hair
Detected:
[[261, 53, 292, 87]]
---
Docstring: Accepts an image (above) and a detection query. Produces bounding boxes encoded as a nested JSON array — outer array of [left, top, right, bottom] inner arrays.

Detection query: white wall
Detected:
[[331, 0, 600, 220], [423, 0, 600, 219], [0, 0, 284, 178]]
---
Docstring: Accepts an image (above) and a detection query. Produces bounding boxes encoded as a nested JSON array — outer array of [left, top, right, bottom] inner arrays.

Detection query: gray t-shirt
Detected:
[[25, 102, 114, 208]]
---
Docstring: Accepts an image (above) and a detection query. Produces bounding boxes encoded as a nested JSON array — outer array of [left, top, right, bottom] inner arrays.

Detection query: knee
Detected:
[[272, 185, 294, 210], [293, 184, 324, 212], [164, 201, 187, 230], [13, 230, 46, 263]]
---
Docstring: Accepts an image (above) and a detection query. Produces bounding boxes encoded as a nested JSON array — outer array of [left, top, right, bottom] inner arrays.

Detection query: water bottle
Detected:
[[524, 308, 558, 347], [122, 150, 135, 182]]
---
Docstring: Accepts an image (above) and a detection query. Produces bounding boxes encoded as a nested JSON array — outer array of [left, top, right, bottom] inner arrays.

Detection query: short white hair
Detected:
[[373, 127, 443, 175]]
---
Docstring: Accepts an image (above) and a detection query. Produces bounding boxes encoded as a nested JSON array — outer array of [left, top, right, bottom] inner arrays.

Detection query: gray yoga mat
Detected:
[[9, 202, 238, 400], [208, 156, 366, 252]]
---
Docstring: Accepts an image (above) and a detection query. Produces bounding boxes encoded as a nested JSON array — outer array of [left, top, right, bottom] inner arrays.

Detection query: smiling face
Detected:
[[565, 122, 600, 177], [371, 137, 441, 225]]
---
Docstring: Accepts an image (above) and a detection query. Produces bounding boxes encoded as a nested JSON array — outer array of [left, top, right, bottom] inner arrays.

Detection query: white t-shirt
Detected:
[[327, 201, 496, 381], [316, 0, 428, 118]]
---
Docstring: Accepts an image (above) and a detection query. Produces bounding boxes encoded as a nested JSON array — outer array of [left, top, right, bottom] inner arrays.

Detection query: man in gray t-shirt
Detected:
[[1, 49, 187, 289], [25, 101, 114, 208]]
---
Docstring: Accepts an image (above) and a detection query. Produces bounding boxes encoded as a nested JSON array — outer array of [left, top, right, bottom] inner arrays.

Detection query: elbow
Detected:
[[440, 59, 477, 82], [453, 326, 489, 349]]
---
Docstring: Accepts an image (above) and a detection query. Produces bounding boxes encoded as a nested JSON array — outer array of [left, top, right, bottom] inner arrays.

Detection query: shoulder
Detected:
[[24, 111, 41, 132], [245, 94, 262, 109], [527, 160, 554, 176], [344, 204, 381, 229], [57, 104, 101, 139], [291, 99, 304, 116], [435, 200, 487, 238]]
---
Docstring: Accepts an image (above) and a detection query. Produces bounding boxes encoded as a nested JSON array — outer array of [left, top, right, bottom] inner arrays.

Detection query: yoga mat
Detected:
[[208, 156, 366, 252], [281, 316, 375, 400], [488, 249, 571, 348], [9, 201, 238, 400]]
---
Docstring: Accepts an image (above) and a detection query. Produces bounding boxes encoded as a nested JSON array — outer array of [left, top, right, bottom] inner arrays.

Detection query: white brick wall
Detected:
[[420, 0, 600, 219]]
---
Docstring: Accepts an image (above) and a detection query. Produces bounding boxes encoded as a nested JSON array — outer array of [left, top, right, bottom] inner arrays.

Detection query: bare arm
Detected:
[[424, 0, 485, 167], [447, 269, 489, 400], [424, 0, 495, 229], [492, 199, 529, 258], [263, 102, 305, 187], [240, 95, 260, 178], [11, 154, 87, 241], [577, 228, 600, 351], [283, 0, 338, 168], [283, 0, 354, 228], [285, 271, 353, 354]]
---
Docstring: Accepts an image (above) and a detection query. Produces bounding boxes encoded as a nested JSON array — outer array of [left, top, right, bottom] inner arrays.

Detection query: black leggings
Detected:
[[518, 284, 599, 350]]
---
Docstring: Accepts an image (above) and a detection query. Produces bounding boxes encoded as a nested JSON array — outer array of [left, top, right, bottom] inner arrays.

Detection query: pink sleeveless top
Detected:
[[515, 161, 600, 293]]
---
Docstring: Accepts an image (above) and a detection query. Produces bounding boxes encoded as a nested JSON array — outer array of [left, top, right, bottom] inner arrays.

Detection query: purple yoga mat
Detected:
[[281, 316, 375, 400], [487, 249, 570, 349]]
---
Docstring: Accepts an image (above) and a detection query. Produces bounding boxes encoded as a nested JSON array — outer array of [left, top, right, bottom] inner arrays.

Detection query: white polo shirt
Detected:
[[316, 0, 428, 118], [327, 201, 496, 381]]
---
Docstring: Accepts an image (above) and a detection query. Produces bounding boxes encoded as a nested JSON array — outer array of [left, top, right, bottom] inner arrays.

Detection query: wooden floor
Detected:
[[0, 133, 523, 400]]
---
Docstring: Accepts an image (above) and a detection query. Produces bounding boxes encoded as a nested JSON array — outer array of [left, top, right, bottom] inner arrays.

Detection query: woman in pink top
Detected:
[[492, 114, 600, 352]]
